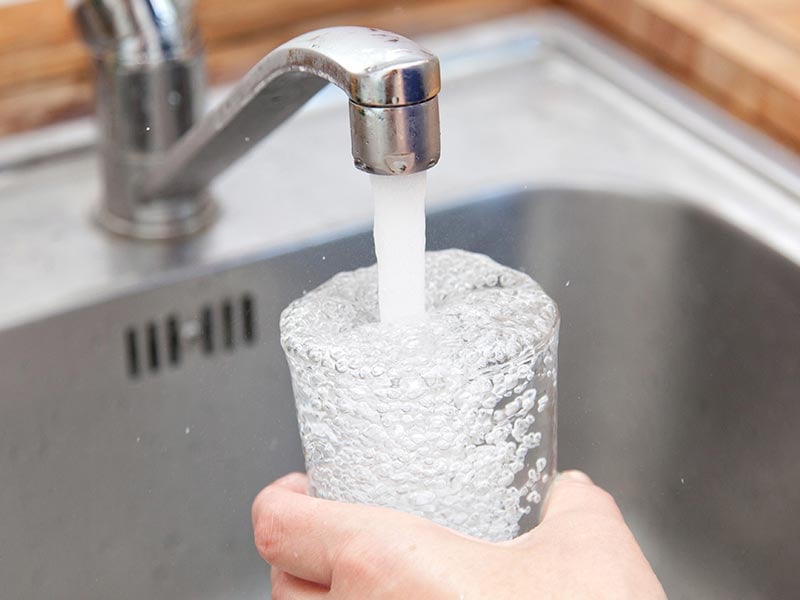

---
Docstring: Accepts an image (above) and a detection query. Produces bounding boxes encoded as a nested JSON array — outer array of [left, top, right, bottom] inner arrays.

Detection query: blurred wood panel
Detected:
[[3, 0, 800, 151], [564, 0, 800, 151], [0, 0, 542, 136]]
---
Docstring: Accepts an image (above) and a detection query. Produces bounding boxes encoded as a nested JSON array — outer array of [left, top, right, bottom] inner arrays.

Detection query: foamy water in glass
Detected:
[[280, 249, 559, 541]]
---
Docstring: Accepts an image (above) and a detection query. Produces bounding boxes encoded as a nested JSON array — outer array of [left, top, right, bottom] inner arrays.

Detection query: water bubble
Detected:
[[526, 490, 542, 504], [413, 490, 436, 506], [537, 395, 550, 413]]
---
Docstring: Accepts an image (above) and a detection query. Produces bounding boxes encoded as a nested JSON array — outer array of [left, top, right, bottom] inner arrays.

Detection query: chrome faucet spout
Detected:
[[146, 27, 441, 201], [72, 1, 441, 239]]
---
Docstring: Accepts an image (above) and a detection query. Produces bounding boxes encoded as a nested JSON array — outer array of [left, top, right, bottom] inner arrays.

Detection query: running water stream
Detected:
[[371, 172, 427, 323]]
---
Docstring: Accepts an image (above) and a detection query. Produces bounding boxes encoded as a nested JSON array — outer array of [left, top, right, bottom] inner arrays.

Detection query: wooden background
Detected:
[[0, 0, 539, 136], [1, 0, 800, 150], [565, 0, 800, 152]]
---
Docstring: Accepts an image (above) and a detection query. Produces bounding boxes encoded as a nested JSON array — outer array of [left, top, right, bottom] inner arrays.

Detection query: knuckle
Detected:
[[252, 490, 285, 564], [251, 487, 270, 526], [255, 526, 282, 565]]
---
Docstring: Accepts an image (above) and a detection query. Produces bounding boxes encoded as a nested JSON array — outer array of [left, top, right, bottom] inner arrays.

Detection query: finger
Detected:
[[253, 483, 375, 585], [272, 472, 310, 494], [252, 473, 308, 529], [271, 567, 328, 599], [558, 469, 593, 485], [540, 470, 623, 523]]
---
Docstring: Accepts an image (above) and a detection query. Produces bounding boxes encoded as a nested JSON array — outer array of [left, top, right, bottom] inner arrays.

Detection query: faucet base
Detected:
[[95, 194, 218, 240]]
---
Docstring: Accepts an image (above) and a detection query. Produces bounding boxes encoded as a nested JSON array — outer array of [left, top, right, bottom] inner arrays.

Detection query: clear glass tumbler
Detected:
[[280, 249, 558, 541]]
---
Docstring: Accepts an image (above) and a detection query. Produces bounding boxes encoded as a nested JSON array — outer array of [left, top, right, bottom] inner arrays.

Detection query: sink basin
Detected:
[[1, 10, 799, 600]]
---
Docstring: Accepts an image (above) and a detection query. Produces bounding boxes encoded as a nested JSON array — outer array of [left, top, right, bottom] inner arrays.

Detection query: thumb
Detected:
[[540, 470, 625, 523]]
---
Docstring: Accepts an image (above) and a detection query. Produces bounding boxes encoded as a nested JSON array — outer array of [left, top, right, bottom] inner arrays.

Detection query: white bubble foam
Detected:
[[281, 249, 559, 541]]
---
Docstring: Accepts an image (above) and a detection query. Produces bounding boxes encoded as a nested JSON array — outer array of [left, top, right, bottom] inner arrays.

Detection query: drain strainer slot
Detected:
[[125, 293, 257, 379]]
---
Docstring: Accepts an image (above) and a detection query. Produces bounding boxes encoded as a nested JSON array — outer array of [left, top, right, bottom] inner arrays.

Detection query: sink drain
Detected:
[[124, 293, 257, 378]]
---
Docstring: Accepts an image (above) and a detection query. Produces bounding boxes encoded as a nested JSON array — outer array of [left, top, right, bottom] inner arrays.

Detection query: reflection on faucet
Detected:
[[73, 0, 441, 239]]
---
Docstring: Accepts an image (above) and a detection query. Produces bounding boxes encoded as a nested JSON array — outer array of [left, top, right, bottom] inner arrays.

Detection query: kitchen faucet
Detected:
[[72, 0, 441, 239]]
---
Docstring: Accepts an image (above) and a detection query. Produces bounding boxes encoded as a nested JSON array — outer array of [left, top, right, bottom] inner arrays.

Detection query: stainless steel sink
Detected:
[[1, 10, 799, 600]]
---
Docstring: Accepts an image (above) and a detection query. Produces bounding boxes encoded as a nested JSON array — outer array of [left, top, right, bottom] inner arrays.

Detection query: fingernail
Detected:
[[558, 470, 593, 484]]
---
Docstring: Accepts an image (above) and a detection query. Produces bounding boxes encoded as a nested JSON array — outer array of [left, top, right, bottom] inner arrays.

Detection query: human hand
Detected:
[[252, 470, 666, 599]]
